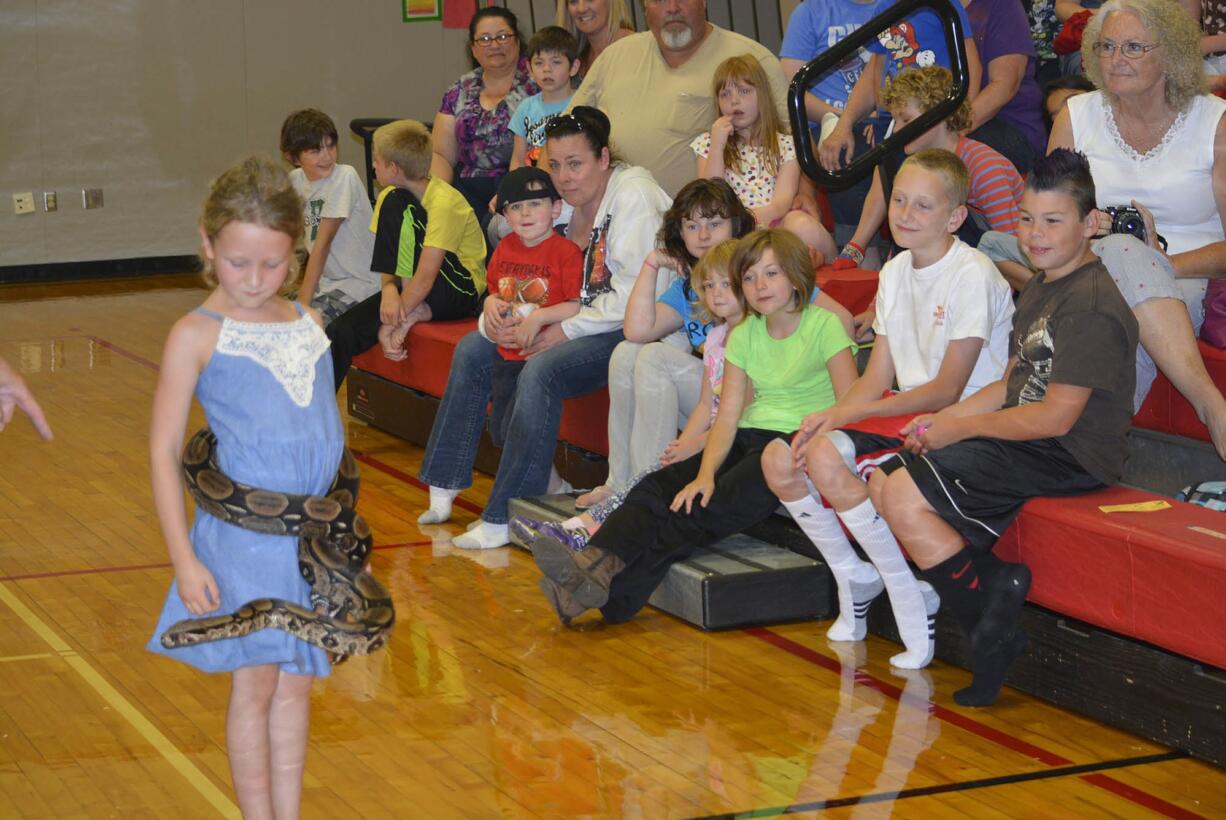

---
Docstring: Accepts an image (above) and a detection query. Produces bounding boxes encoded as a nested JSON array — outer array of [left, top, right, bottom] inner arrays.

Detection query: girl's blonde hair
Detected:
[[730, 229, 814, 317], [688, 239, 743, 326], [555, 0, 635, 64], [712, 55, 785, 177], [1081, 0, 1206, 112], [199, 156, 304, 294]]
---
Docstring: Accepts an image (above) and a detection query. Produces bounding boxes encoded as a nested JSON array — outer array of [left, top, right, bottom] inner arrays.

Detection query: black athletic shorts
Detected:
[[880, 437, 1105, 551], [823, 411, 920, 479]]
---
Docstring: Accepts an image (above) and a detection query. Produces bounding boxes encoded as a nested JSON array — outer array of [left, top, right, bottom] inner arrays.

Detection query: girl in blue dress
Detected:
[[148, 156, 340, 819]]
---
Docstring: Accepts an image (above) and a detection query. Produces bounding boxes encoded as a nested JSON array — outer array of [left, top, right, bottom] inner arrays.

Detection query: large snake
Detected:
[[160, 428, 394, 663]]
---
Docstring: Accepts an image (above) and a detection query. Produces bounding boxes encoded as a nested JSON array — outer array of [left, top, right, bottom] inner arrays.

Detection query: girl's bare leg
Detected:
[[268, 671, 314, 820], [227, 665, 280, 820]]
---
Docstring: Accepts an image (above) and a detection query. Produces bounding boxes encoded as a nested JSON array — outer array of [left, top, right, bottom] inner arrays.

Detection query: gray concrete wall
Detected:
[[0, 0, 789, 269]]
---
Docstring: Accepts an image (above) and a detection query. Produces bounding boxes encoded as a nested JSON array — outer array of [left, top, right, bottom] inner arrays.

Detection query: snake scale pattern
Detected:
[[160, 428, 395, 662]]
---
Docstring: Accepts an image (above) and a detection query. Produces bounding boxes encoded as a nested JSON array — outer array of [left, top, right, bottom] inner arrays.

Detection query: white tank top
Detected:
[[1068, 90, 1226, 322]]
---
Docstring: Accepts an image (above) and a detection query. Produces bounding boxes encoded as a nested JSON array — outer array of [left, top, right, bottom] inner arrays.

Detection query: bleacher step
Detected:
[[508, 495, 834, 630]]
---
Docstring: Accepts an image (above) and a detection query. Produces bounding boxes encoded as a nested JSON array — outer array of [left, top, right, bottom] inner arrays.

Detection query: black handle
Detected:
[[788, 0, 970, 188]]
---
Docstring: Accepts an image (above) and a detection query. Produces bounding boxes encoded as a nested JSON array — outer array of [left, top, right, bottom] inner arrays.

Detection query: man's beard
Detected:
[[660, 23, 695, 50]]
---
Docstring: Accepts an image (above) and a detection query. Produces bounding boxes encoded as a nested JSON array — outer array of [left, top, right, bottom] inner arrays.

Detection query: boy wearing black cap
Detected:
[[483, 166, 584, 444]]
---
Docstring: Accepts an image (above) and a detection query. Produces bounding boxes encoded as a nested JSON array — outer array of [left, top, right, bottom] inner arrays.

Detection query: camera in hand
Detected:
[[1103, 205, 1147, 243]]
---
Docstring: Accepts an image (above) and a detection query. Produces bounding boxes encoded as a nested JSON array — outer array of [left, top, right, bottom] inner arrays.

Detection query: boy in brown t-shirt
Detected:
[[874, 149, 1138, 707]]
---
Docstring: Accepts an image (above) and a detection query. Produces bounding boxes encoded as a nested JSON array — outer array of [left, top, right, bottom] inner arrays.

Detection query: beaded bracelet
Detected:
[[841, 241, 866, 265]]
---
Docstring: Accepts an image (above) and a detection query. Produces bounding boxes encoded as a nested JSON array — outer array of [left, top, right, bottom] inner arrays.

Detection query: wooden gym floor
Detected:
[[1, 275, 1224, 819]]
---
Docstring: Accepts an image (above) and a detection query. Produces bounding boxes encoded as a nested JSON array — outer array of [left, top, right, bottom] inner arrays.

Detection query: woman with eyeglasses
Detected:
[[1039, 0, 1226, 455], [555, 0, 635, 78], [431, 7, 539, 222], [417, 106, 672, 549]]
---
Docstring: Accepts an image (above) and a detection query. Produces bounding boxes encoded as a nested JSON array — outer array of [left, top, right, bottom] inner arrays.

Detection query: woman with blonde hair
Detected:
[[1043, 0, 1226, 456], [555, 0, 635, 76]]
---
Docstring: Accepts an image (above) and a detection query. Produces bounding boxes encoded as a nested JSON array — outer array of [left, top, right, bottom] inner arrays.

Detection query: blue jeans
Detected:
[[419, 328, 624, 523]]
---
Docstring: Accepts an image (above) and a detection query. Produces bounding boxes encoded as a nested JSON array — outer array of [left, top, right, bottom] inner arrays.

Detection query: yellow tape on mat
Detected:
[[1098, 500, 1173, 513]]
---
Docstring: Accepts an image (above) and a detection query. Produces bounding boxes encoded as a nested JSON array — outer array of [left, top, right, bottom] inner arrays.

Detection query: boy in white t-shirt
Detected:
[[762, 148, 1013, 670], [280, 108, 380, 325]]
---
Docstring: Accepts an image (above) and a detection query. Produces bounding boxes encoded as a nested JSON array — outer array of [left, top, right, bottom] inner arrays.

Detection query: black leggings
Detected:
[[590, 427, 788, 622], [326, 291, 381, 392]]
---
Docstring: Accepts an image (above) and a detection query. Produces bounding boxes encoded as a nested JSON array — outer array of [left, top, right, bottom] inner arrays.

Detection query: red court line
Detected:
[[2, 561, 172, 583], [87, 335, 160, 372], [1081, 773, 1204, 819], [354, 451, 485, 516], [372, 539, 435, 552], [0, 541, 432, 583]]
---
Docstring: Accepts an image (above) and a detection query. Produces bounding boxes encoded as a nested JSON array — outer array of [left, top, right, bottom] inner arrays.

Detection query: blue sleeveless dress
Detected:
[[147, 305, 341, 676]]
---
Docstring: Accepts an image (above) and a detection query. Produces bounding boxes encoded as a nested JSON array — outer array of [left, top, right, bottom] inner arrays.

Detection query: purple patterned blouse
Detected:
[[439, 57, 539, 178]]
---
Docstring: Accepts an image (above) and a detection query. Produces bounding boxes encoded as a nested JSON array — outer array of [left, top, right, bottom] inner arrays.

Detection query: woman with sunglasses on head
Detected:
[[417, 106, 672, 549], [432, 7, 539, 222]]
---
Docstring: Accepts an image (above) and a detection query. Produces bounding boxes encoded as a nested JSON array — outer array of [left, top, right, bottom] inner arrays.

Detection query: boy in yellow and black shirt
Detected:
[[370, 119, 487, 361]]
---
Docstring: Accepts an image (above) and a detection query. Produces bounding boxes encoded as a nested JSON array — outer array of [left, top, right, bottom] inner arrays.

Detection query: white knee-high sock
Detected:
[[418, 486, 460, 525], [782, 495, 882, 642], [839, 498, 939, 669]]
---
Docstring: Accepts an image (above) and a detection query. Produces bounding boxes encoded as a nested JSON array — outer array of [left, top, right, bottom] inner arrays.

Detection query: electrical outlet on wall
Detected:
[[44, 191, 57, 212], [13, 192, 35, 215], [82, 188, 103, 209]]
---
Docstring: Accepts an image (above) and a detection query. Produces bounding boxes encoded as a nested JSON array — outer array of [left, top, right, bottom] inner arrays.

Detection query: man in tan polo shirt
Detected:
[[568, 0, 790, 197]]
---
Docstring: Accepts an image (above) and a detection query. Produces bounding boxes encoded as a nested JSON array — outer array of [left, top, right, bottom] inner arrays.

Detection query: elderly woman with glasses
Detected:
[[431, 6, 539, 221], [1037, 0, 1226, 455]]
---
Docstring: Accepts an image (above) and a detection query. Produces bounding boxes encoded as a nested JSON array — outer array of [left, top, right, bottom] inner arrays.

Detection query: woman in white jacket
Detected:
[[417, 106, 672, 548]]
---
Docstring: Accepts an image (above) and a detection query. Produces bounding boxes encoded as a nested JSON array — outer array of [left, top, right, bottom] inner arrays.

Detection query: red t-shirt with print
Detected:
[[488, 231, 583, 361]]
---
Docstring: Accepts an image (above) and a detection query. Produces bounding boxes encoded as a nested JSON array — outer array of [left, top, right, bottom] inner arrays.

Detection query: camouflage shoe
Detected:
[[531, 534, 625, 609], [538, 576, 588, 626]]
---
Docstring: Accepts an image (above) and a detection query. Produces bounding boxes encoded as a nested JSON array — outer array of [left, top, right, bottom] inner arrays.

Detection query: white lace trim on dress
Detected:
[[215, 315, 331, 408], [1104, 102, 1189, 163]]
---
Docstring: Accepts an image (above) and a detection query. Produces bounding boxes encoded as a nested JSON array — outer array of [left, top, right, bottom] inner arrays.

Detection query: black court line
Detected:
[[688, 749, 1189, 819]]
